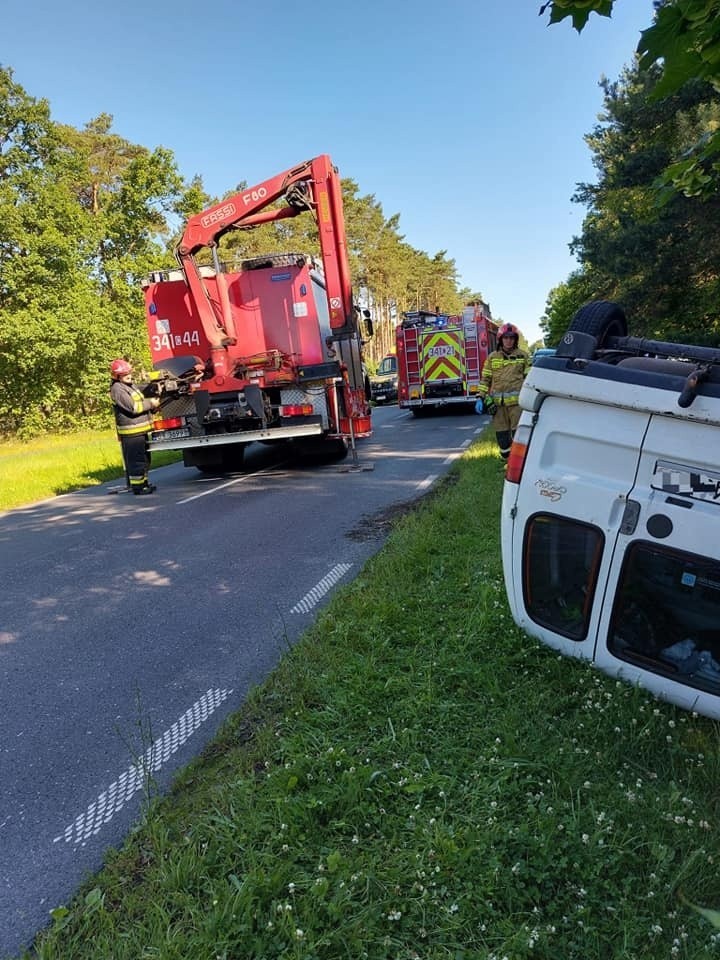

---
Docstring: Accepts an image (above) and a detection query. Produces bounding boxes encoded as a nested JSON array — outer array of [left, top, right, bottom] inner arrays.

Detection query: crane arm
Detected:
[[175, 156, 355, 378]]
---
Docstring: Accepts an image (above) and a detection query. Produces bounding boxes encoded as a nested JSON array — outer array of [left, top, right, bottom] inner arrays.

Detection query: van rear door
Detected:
[[503, 396, 649, 661], [593, 415, 720, 716]]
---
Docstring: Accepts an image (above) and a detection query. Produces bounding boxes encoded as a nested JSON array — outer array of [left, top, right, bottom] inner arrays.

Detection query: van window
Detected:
[[608, 543, 720, 694], [523, 515, 604, 641]]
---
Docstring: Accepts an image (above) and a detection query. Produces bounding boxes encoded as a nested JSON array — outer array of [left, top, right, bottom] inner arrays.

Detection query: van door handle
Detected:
[[619, 499, 641, 535]]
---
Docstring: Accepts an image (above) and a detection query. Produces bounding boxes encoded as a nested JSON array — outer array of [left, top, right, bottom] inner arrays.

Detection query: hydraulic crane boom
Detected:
[[176, 155, 355, 379]]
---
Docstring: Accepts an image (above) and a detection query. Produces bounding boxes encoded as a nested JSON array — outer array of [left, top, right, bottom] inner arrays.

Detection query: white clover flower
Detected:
[[295, 928, 304, 939], [387, 909, 402, 921]]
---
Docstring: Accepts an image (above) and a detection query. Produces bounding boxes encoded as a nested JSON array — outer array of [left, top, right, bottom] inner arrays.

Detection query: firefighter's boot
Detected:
[[133, 482, 156, 496]]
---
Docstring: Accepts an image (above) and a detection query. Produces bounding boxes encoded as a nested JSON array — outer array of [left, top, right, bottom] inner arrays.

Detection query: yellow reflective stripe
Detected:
[[117, 424, 152, 436], [133, 399, 145, 413]]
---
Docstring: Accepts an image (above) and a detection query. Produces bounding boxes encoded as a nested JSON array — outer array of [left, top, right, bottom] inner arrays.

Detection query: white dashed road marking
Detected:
[[176, 463, 290, 504], [416, 474, 438, 491], [290, 563, 353, 614], [53, 687, 233, 847]]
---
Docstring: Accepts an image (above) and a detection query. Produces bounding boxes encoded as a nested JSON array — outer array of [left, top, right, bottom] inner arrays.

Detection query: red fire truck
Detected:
[[141, 155, 372, 472], [396, 303, 498, 415]]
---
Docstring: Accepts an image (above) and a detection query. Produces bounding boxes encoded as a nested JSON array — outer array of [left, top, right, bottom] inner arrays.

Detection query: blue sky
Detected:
[[5, 0, 656, 343]]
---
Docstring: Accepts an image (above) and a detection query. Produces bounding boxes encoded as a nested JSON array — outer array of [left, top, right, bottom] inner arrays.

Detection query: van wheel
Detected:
[[568, 300, 628, 345]]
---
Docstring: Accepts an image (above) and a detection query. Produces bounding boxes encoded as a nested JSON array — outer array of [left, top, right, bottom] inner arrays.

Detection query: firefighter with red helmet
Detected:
[[478, 323, 530, 461], [109, 359, 160, 495]]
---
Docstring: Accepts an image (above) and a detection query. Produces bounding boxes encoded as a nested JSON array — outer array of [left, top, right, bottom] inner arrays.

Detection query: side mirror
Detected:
[[362, 309, 374, 338]]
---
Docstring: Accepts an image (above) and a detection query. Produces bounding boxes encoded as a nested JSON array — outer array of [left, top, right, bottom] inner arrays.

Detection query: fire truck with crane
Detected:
[[396, 302, 498, 415], [141, 155, 373, 472]]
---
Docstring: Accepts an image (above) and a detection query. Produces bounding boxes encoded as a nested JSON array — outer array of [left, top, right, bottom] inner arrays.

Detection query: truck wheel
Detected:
[[568, 300, 627, 345], [185, 445, 245, 474], [325, 438, 349, 461], [221, 446, 246, 471], [293, 437, 349, 462]]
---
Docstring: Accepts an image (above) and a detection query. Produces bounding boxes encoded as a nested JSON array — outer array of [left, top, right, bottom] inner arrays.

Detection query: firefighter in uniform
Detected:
[[109, 359, 160, 495], [478, 323, 530, 461]]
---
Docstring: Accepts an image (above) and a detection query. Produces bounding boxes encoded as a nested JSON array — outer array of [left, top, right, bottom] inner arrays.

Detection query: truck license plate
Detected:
[[161, 428, 191, 440]]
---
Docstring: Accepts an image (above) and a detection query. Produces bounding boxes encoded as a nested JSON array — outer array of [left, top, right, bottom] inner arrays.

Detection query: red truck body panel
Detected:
[[144, 260, 329, 393]]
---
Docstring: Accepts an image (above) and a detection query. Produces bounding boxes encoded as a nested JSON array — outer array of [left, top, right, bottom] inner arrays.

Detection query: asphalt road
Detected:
[[0, 405, 487, 957]]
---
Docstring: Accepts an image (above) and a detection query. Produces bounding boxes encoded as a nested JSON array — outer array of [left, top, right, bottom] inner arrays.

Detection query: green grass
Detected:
[[0, 431, 181, 510], [13, 435, 720, 959]]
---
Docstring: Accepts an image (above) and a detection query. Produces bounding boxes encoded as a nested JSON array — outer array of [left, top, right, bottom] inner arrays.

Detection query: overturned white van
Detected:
[[501, 300, 720, 718]]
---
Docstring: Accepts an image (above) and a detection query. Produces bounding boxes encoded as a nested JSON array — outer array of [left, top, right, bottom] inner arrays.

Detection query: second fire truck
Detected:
[[396, 303, 498, 415]]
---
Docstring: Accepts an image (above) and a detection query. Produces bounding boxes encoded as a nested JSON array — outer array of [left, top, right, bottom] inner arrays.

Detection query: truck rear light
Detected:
[[505, 423, 531, 484], [154, 416, 185, 430], [280, 404, 313, 417]]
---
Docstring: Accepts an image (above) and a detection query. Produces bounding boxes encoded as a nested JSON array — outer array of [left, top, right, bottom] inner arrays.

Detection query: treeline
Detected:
[[8, 49, 719, 440], [542, 60, 720, 346], [0, 66, 481, 438]]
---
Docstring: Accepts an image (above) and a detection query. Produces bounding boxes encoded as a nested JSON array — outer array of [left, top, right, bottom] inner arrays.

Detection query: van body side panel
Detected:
[[503, 397, 650, 660]]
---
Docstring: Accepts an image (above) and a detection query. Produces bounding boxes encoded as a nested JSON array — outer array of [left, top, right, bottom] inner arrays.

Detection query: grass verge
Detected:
[[18, 435, 720, 959], [0, 431, 181, 510]]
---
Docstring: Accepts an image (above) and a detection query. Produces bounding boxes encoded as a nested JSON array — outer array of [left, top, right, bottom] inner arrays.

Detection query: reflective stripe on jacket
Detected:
[[478, 349, 530, 404], [110, 380, 155, 436]]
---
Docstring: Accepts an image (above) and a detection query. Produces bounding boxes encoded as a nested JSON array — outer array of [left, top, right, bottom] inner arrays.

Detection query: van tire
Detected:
[[568, 300, 628, 345]]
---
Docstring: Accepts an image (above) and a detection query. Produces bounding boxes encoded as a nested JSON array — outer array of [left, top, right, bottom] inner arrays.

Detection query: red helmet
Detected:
[[110, 358, 132, 379], [498, 323, 520, 343]]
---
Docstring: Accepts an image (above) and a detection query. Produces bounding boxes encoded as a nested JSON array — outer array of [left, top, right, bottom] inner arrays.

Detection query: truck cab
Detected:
[[501, 300, 720, 719], [370, 354, 398, 405]]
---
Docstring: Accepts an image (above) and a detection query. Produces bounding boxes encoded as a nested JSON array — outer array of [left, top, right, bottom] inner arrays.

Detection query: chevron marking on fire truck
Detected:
[[423, 330, 462, 382], [423, 332, 462, 382]]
